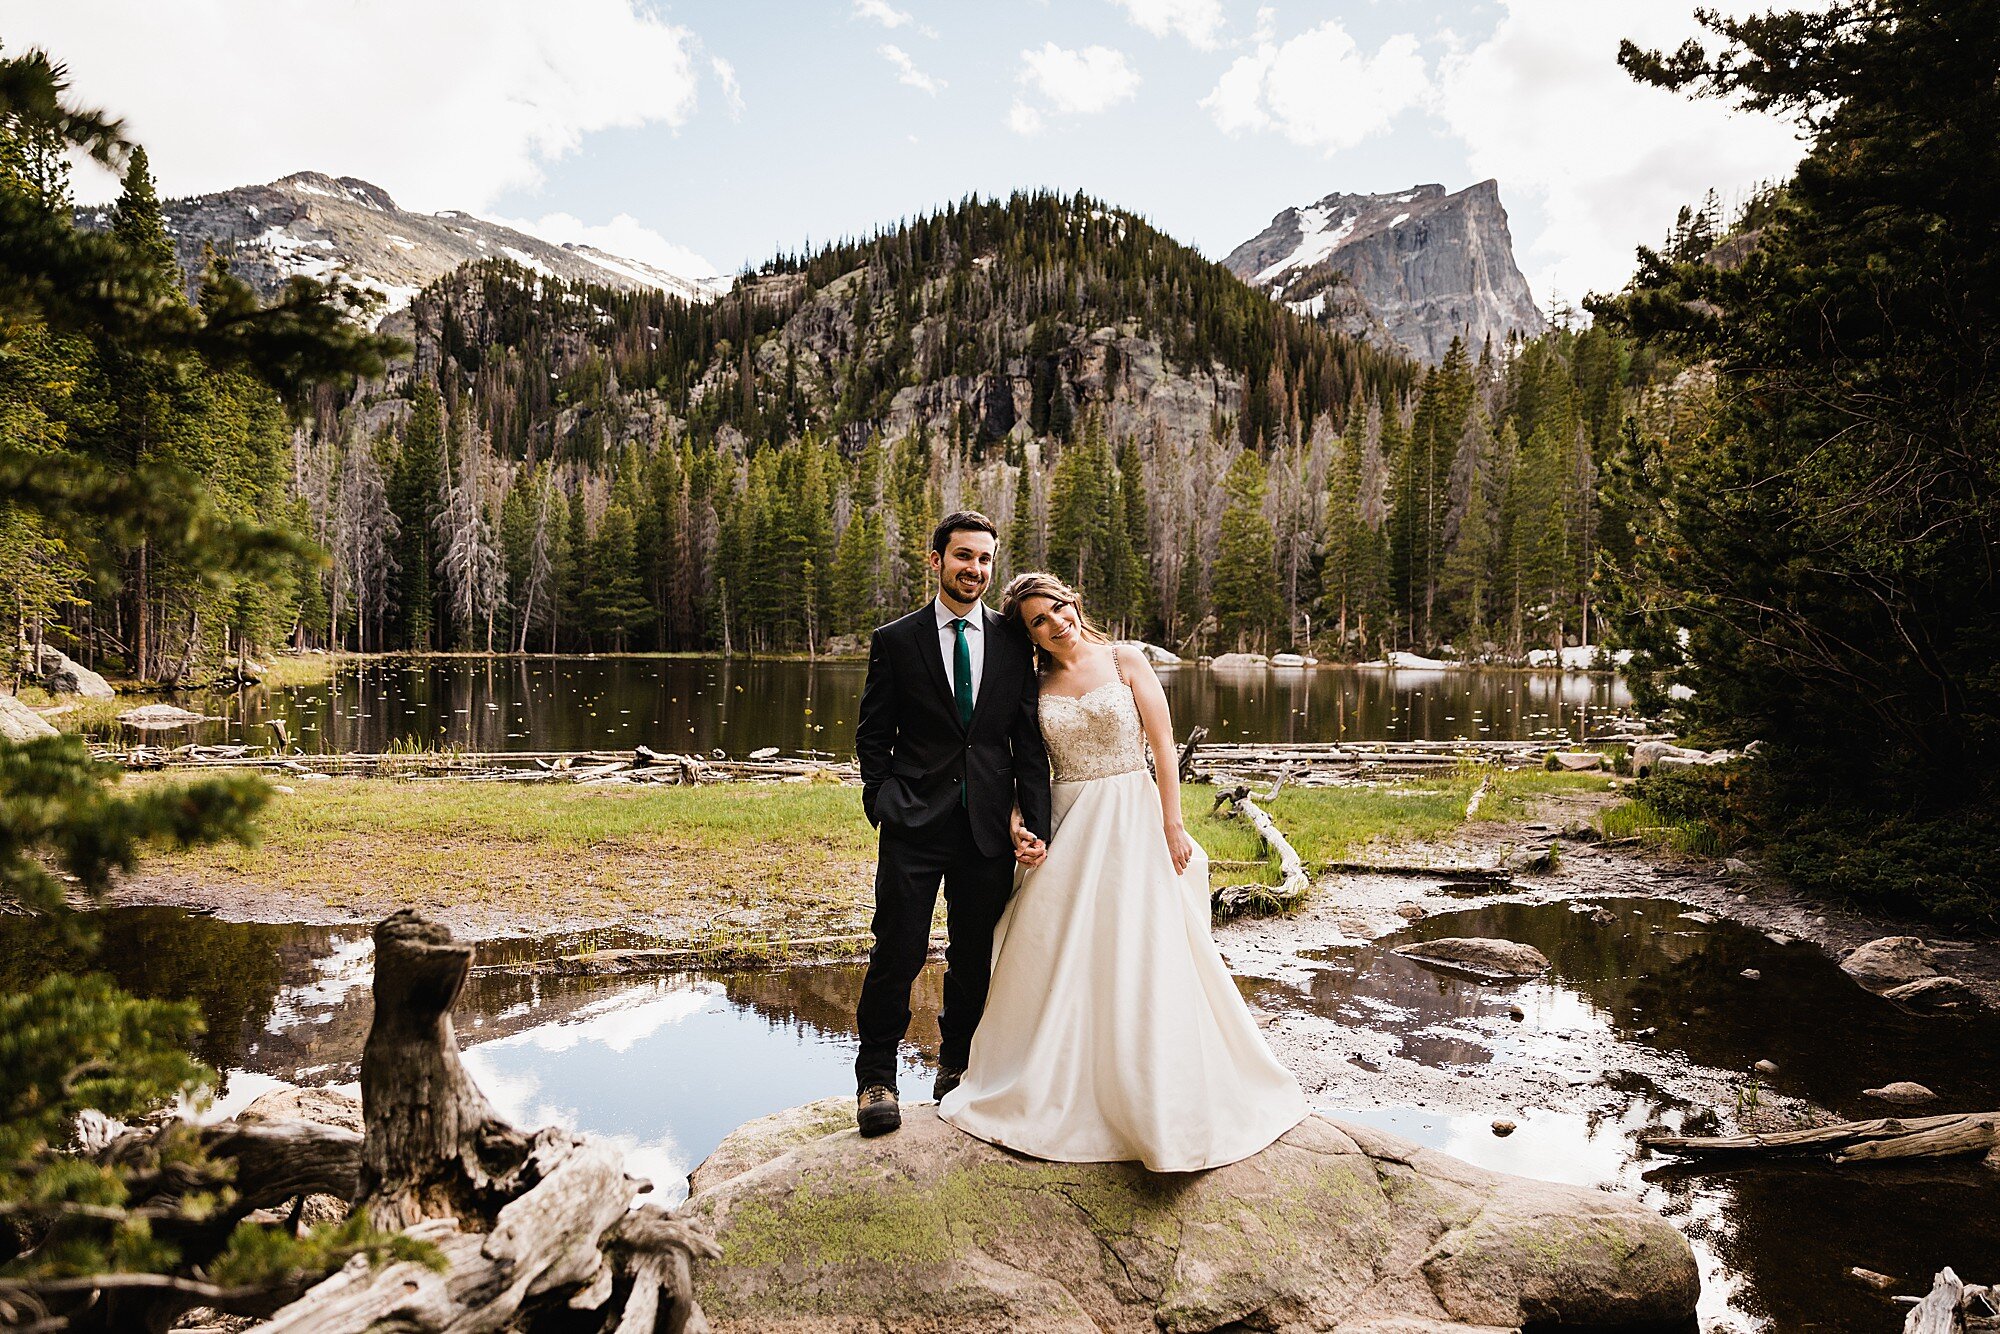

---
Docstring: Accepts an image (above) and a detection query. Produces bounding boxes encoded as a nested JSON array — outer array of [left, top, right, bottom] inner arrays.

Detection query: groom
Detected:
[[853, 510, 1052, 1137]]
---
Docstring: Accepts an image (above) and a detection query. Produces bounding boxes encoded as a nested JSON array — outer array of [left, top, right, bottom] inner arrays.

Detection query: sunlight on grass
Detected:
[[1599, 797, 1724, 856]]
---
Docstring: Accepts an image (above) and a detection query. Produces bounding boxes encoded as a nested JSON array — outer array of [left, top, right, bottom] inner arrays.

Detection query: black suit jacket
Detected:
[[855, 603, 1052, 858]]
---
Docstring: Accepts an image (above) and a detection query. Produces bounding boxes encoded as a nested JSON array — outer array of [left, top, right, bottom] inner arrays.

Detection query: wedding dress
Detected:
[[937, 672, 1309, 1171]]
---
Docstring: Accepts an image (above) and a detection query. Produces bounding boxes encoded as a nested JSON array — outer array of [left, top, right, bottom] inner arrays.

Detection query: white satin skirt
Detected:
[[939, 769, 1310, 1172]]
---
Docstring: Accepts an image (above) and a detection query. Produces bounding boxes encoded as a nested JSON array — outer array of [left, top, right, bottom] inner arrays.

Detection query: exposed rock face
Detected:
[[29, 643, 115, 698], [1224, 181, 1545, 364], [683, 1102, 1698, 1333], [77, 172, 725, 324], [0, 692, 59, 742]]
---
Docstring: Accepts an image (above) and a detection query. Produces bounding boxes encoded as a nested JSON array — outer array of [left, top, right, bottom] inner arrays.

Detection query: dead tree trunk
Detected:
[[1644, 1112, 2000, 1164], [357, 909, 527, 1230], [1210, 776, 1312, 918], [260, 909, 718, 1332]]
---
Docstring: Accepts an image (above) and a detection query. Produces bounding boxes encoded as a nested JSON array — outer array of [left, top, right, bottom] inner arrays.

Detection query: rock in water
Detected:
[[1862, 1082, 1938, 1105], [117, 703, 212, 729], [29, 643, 115, 698], [1393, 937, 1552, 981], [1841, 936, 1941, 992], [684, 1104, 1698, 1332], [0, 693, 58, 742], [1208, 651, 1270, 670], [1881, 975, 1982, 1011]]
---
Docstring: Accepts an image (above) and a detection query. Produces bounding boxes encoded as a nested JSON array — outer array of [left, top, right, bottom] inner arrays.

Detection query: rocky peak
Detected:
[[1224, 179, 1546, 363], [77, 172, 727, 325]]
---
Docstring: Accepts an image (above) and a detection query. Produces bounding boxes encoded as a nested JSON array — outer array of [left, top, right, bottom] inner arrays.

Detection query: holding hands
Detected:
[[1010, 807, 1047, 868]]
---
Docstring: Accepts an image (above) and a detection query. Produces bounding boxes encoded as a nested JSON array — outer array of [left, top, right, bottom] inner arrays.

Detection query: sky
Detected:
[[10, 0, 1807, 308]]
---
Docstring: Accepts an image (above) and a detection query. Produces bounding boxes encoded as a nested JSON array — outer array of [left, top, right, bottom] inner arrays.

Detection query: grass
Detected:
[[253, 651, 341, 690], [125, 768, 1619, 929], [13, 685, 125, 734], [1188, 768, 1611, 884], [1597, 798, 1725, 856], [134, 776, 882, 933]]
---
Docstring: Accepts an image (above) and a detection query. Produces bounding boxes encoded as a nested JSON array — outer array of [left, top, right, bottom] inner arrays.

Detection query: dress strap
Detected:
[[1110, 644, 1128, 688]]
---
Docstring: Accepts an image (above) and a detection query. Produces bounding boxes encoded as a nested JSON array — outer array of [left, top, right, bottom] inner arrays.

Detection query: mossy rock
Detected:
[[681, 1104, 1697, 1332]]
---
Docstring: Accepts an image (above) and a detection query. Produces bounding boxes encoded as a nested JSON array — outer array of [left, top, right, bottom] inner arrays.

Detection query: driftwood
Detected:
[[1900, 1268, 1998, 1333], [246, 909, 721, 1332], [1643, 1112, 2000, 1164], [1176, 726, 1209, 782], [1210, 776, 1312, 918]]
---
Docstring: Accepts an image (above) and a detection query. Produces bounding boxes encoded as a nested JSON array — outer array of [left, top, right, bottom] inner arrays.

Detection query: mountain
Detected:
[[75, 171, 726, 323], [1223, 180, 1545, 364], [390, 190, 1422, 465]]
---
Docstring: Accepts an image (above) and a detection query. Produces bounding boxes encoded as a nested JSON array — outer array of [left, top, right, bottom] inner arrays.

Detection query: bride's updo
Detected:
[[1001, 571, 1110, 668]]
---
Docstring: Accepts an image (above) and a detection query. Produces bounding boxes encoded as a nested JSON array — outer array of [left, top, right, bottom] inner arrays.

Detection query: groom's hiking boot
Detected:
[[932, 1065, 966, 1101], [857, 1085, 901, 1138]]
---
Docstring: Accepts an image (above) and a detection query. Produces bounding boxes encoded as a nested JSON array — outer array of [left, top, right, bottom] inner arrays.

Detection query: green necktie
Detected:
[[950, 618, 974, 728]]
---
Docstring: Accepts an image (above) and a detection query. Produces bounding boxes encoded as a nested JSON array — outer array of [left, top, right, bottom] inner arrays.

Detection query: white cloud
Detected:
[[853, 0, 914, 28], [9, 0, 705, 211], [879, 44, 946, 95], [1108, 0, 1226, 50], [1018, 43, 1141, 116], [1201, 21, 1428, 153], [495, 211, 722, 284], [1008, 101, 1046, 137], [1432, 0, 1804, 302], [710, 56, 744, 119]]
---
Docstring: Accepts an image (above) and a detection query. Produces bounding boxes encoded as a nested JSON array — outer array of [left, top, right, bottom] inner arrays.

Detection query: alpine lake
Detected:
[[57, 656, 1999, 1331], [121, 653, 1631, 753]]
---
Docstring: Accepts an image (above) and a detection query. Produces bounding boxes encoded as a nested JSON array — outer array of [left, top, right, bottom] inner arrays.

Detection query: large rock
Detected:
[[1208, 652, 1269, 670], [29, 643, 114, 698], [689, 1096, 854, 1197], [1393, 937, 1552, 981], [237, 1084, 362, 1133], [1841, 936, 1941, 992], [683, 1104, 1697, 1333], [1222, 181, 1546, 365], [0, 693, 58, 742]]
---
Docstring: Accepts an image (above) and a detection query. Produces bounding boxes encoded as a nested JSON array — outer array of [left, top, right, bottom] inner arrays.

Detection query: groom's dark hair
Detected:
[[931, 510, 997, 556]]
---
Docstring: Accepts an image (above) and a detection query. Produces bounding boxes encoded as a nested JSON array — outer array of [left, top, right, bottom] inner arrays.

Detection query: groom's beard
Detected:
[[946, 571, 988, 602]]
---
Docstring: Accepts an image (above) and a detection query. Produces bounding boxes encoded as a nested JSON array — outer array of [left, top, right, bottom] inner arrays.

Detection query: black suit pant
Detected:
[[853, 807, 1013, 1092]]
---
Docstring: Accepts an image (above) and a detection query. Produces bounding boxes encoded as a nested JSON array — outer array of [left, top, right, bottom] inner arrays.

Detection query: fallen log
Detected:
[[1210, 776, 1312, 918], [1643, 1112, 2000, 1164], [1176, 725, 1208, 783], [1900, 1267, 1998, 1333]]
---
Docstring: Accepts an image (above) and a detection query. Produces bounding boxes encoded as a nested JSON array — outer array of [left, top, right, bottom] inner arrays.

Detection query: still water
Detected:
[[137, 655, 1631, 754], [9, 902, 1992, 1333]]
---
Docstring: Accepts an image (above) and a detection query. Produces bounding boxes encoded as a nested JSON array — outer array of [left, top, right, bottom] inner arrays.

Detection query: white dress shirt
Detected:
[[932, 597, 986, 705]]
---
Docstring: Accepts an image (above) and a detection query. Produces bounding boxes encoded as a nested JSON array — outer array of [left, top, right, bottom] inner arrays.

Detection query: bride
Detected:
[[938, 572, 1309, 1172]]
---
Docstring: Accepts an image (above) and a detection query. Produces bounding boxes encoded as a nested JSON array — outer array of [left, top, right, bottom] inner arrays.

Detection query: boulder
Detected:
[[1547, 751, 1605, 771], [1881, 975, 1982, 1011], [1391, 937, 1552, 981], [684, 1104, 1698, 1333], [235, 1085, 360, 1225], [0, 693, 58, 742], [1502, 844, 1556, 874], [29, 643, 115, 698], [1841, 936, 1941, 993], [1208, 652, 1269, 670], [237, 1084, 362, 1133], [1118, 641, 1182, 665], [1269, 652, 1312, 668], [1862, 1082, 1938, 1105], [689, 1096, 854, 1197], [118, 703, 213, 729]]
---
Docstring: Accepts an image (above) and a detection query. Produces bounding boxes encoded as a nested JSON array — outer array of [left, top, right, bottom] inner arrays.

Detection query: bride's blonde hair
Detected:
[[1001, 572, 1110, 669]]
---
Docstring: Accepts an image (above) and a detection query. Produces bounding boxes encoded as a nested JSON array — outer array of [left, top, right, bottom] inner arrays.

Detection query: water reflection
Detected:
[[1256, 899, 2000, 1333], [9, 902, 1992, 1332], [120, 657, 1631, 754]]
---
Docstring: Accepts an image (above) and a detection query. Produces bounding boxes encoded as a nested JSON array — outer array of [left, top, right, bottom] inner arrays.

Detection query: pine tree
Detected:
[[391, 381, 445, 649], [1210, 450, 1279, 651]]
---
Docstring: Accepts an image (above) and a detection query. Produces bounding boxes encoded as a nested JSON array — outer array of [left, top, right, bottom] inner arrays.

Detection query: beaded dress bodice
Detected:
[[1039, 679, 1148, 782]]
